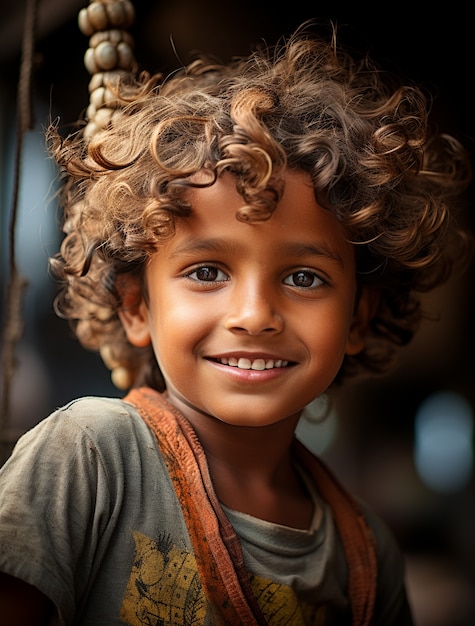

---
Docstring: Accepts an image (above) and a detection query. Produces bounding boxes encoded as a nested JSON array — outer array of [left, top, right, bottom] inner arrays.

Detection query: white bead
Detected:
[[103, 70, 126, 89], [122, 32, 134, 47], [94, 107, 113, 128], [78, 8, 94, 36], [89, 31, 109, 48], [104, 87, 119, 107], [84, 47, 99, 74], [111, 366, 134, 390], [117, 41, 134, 70], [89, 72, 105, 92], [86, 102, 97, 120], [100, 344, 119, 368], [94, 41, 118, 71], [83, 122, 99, 140], [87, 2, 109, 31], [95, 304, 113, 321], [109, 29, 123, 44], [90, 86, 106, 108], [122, 0, 136, 25], [106, 2, 126, 27]]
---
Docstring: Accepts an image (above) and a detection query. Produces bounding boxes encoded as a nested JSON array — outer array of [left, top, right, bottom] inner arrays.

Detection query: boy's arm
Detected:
[[0, 573, 54, 626]]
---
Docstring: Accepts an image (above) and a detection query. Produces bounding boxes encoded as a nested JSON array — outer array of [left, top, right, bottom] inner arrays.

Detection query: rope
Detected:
[[0, 0, 38, 435]]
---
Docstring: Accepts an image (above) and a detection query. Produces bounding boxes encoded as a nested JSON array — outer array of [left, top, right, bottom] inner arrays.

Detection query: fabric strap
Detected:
[[124, 386, 377, 625]]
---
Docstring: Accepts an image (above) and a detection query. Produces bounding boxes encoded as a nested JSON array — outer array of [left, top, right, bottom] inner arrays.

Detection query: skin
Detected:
[[0, 573, 53, 625], [121, 168, 372, 528]]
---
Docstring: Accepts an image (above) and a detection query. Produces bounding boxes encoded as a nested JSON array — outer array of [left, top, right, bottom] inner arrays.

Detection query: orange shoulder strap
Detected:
[[124, 387, 377, 626], [124, 386, 267, 625], [292, 439, 378, 626]]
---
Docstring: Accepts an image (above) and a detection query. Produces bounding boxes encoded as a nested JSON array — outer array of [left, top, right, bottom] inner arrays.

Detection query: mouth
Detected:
[[209, 357, 291, 371]]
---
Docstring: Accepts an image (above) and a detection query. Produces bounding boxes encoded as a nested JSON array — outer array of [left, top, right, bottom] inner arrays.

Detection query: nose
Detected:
[[224, 280, 284, 336]]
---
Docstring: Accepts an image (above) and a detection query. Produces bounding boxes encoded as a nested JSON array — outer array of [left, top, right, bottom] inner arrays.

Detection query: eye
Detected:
[[186, 265, 228, 283], [283, 270, 324, 289]]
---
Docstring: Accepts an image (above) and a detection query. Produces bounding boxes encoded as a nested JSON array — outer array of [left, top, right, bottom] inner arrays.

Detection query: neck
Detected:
[[191, 409, 299, 477], [189, 415, 313, 529], [162, 390, 314, 528]]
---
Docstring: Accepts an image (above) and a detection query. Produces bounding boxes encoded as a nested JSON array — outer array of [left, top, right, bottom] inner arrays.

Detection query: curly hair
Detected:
[[48, 23, 472, 390]]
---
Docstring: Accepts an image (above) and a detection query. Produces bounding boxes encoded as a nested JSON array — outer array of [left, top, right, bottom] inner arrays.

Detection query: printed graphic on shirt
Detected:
[[120, 531, 206, 625], [120, 531, 327, 625], [250, 574, 327, 625]]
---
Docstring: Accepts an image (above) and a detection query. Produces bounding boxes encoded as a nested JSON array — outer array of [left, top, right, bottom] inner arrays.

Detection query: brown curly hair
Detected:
[[48, 23, 472, 391]]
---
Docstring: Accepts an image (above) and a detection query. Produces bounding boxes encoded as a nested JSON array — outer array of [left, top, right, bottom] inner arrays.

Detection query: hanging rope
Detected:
[[1, 0, 138, 435], [0, 0, 38, 435]]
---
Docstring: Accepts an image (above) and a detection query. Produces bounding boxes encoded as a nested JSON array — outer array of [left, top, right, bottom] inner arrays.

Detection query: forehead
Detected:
[[172, 169, 354, 265]]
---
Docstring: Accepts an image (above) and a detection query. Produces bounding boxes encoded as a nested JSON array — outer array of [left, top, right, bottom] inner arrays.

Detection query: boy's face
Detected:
[[121, 169, 370, 428]]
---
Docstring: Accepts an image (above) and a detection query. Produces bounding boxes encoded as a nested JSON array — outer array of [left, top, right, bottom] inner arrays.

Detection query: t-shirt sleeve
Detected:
[[0, 398, 125, 624]]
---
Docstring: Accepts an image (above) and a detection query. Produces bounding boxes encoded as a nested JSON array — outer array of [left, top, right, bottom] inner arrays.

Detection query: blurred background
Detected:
[[1, 1, 474, 624]]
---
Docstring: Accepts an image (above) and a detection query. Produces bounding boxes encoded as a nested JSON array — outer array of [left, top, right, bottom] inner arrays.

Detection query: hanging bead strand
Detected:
[[76, 1, 138, 390], [78, 0, 137, 139]]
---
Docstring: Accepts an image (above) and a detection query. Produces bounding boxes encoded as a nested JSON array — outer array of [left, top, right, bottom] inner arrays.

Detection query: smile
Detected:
[[213, 357, 289, 370]]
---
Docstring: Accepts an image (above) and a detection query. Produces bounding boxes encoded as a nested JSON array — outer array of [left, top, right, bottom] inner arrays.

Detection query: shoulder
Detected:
[[54, 394, 138, 422], [0, 394, 165, 528], [4, 394, 158, 474], [32, 394, 148, 437]]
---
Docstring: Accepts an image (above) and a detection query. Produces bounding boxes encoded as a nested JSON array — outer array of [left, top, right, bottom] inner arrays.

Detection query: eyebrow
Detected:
[[169, 238, 345, 266], [280, 242, 345, 267], [168, 238, 239, 259]]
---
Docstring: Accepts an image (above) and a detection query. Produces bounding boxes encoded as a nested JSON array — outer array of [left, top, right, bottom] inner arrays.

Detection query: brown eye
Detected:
[[186, 265, 228, 282], [196, 266, 219, 281], [283, 270, 323, 289], [293, 271, 313, 287]]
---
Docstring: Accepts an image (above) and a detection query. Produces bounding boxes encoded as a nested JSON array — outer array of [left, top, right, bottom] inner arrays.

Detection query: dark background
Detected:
[[1, 2, 474, 625]]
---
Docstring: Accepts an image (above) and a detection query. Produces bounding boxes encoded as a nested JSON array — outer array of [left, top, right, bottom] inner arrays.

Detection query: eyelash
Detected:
[[184, 265, 327, 289]]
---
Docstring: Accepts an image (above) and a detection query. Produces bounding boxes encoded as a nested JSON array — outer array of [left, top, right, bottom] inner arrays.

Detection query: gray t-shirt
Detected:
[[0, 396, 412, 625]]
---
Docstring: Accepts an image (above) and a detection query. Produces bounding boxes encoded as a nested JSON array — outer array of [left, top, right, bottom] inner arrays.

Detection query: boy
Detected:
[[0, 20, 470, 626]]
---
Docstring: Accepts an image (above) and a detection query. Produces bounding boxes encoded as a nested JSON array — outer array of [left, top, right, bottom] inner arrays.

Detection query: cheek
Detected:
[[303, 305, 355, 361], [148, 300, 210, 367]]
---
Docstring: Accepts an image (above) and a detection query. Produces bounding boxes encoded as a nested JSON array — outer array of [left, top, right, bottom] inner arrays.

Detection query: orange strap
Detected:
[[292, 439, 378, 626], [124, 387, 266, 625], [124, 387, 377, 625]]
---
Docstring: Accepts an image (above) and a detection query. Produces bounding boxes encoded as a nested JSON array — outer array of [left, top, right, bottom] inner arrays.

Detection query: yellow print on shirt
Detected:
[[120, 531, 206, 625], [250, 574, 327, 625], [120, 531, 327, 625]]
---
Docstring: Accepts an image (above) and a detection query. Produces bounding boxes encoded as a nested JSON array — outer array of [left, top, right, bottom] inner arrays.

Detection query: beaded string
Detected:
[[78, 0, 137, 140], [78, 0, 138, 389]]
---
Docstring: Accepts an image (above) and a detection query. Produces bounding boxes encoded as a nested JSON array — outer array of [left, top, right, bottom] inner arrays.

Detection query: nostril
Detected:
[[225, 313, 284, 336]]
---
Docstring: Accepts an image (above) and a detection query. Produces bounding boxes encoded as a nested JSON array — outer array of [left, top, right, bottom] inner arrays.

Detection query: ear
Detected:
[[117, 275, 151, 348], [345, 287, 379, 356]]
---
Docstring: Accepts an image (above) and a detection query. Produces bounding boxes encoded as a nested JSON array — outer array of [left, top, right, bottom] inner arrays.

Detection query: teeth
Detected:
[[217, 357, 288, 370]]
